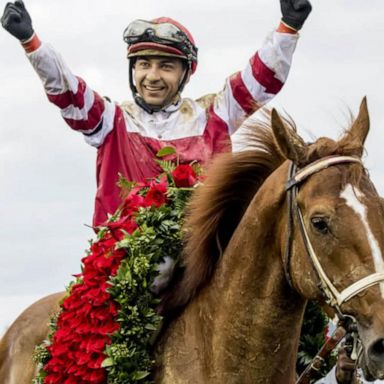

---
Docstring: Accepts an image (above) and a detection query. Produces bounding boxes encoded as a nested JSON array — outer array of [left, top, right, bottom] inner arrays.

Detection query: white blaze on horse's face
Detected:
[[340, 183, 384, 298]]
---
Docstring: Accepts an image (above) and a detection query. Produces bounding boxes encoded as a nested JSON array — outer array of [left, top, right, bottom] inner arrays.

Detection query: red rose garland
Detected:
[[44, 233, 125, 384], [35, 161, 200, 384], [43, 179, 171, 383]]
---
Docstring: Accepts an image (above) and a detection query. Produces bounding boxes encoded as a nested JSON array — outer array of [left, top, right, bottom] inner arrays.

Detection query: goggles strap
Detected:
[[176, 62, 190, 94], [128, 58, 137, 95]]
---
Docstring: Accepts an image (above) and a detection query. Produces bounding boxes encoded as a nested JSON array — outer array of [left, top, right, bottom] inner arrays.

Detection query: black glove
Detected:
[[1, 0, 34, 41], [280, 0, 312, 31]]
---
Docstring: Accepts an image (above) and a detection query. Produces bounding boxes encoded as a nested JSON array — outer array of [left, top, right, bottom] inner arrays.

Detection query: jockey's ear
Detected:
[[271, 108, 307, 166], [338, 97, 370, 158]]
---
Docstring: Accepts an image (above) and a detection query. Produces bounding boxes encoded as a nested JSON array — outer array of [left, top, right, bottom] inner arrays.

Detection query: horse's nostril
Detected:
[[370, 339, 384, 359]]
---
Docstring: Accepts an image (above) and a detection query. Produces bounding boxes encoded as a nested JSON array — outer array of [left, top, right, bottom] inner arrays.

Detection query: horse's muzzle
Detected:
[[362, 338, 384, 380], [368, 338, 384, 377]]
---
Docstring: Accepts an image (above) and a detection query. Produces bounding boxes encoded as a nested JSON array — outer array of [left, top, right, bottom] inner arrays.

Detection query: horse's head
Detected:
[[272, 97, 384, 379]]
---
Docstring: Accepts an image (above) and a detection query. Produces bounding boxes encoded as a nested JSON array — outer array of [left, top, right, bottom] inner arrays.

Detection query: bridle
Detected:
[[284, 155, 384, 317]]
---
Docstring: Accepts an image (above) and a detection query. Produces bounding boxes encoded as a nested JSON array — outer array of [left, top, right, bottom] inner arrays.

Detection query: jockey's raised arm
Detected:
[[1, 0, 312, 228], [213, 0, 312, 134]]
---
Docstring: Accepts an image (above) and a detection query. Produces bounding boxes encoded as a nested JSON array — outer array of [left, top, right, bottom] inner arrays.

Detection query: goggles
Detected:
[[123, 19, 198, 63]]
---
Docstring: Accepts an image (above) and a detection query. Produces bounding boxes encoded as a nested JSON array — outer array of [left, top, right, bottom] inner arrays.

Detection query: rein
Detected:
[[284, 155, 384, 315]]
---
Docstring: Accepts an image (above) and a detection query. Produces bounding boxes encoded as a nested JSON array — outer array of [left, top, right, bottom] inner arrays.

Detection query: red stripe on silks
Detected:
[[229, 71, 257, 116], [250, 52, 284, 95], [64, 92, 105, 132], [22, 33, 42, 53], [204, 104, 231, 153], [47, 77, 87, 109]]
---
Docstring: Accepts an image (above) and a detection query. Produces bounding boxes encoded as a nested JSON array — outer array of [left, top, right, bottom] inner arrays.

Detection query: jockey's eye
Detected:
[[311, 216, 329, 234]]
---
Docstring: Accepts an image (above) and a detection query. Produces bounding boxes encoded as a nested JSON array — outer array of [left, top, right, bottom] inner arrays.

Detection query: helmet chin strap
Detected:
[[129, 59, 189, 114]]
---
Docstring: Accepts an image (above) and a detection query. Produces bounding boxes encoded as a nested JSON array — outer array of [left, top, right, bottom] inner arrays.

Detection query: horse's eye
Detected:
[[311, 217, 329, 234]]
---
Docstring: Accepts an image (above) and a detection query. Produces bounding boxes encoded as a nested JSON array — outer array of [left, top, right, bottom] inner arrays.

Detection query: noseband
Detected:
[[284, 155, 384, 316]]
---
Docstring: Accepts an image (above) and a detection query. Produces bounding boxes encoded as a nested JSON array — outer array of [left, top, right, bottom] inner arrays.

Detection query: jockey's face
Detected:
[[134, 56, 187, 107]]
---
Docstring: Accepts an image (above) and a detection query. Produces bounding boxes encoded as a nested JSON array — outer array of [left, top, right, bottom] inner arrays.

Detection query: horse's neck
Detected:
[[157, 164, 307, 383], [207, 194, 306, 383]]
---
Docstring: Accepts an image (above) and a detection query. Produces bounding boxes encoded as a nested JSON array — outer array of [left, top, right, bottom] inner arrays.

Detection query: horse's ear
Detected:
[[339, 97, 370, 157], [271, 108, 307, 165]]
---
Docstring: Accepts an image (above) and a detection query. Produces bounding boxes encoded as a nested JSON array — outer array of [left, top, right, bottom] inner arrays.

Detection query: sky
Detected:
[[1, 0, 384, 334]]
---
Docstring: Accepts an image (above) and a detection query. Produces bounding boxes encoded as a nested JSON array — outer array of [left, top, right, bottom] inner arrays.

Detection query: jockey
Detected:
[[1, 0, 312, 227]]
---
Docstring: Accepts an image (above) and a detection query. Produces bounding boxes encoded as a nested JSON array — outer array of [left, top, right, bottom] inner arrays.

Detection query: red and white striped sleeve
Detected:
[[213, 29, 299, 135], [25, 39, 115, 145]]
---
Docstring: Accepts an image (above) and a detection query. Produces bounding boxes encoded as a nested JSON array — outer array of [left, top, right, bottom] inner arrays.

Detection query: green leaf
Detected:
[[144, 323, 158, 331], [155, 159, 176, 174], [132, 370, 151, 380], [117, 173, 138, 198], [191, 162, 203, 176], [101, 357, 115, 368], [156, 146, 176, 157]]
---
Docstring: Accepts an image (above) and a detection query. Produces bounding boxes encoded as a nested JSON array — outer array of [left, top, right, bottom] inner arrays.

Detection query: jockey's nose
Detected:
[[146, 66, 161, 82]]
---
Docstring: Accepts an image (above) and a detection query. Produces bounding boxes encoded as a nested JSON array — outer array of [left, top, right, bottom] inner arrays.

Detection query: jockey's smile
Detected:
[[133, 56, 188, 107]]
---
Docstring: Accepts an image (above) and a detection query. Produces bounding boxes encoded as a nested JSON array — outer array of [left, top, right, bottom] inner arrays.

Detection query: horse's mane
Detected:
[[160, 111, 288, 314]]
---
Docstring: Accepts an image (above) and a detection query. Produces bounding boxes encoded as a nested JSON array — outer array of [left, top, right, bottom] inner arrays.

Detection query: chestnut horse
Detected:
[[2, 98, 384, 383]]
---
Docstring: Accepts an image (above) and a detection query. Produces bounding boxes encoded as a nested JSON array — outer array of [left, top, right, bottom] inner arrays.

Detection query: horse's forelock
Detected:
[[301, 125, 367, 191], [303, 114, 365, 165]]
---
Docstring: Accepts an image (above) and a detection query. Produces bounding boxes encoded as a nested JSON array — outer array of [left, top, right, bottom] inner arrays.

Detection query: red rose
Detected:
[[106, 216, 138, 240], [172, 164, 197, 187], [144, 180, 168, 207], [121, 192, 145, 217]]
